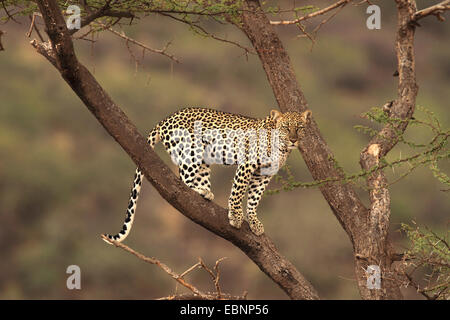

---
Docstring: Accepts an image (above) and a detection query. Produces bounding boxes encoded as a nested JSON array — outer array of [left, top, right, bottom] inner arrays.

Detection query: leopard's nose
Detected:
[[289, 137, 297, 144]]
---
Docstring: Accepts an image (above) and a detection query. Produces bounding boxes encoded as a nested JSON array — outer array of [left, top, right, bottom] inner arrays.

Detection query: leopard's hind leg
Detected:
[[179, 163, 214, 201]]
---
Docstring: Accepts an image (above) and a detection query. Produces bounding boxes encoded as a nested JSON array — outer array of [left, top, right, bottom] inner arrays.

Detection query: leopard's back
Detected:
[[158, 107, 262, 132], [155, 107, 278, 168]]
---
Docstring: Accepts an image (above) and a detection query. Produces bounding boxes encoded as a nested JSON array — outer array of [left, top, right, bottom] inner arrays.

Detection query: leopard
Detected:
[[103, 107, 311, 242]]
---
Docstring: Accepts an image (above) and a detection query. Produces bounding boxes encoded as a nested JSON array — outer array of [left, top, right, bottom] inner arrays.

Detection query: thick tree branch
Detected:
[[360, 0, 418, 237], [32, 0, 319, 300], [362, 1, 418, 159], [356, 0, 419, 300]]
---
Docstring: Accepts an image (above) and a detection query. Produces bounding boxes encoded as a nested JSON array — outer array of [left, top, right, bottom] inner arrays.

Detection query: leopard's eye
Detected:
[[297, 125, 304, 132]]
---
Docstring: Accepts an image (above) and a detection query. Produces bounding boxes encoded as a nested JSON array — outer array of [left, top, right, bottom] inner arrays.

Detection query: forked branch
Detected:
[[102, 235, 244, 300]]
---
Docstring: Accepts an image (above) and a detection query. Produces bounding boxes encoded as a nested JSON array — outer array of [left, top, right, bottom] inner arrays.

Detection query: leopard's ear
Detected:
[[270, 109, 283, 124], [301, 110, 312, 123]]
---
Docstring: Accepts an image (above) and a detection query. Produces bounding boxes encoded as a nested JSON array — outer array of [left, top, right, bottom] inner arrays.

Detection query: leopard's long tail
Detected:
[[102, 126, 160, 244]]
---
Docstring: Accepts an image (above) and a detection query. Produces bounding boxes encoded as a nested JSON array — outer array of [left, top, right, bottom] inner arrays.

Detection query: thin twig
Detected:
[[199, 257, 227, 299], [179, 261, 202, 279], [213, 257, 227, 299], [158, 12, 255, 56], [412, 0, 450, 22], [297, 1, 347, 50], [1, 0, 21, 24], [99, 22, 180, 63], [311, 2, 346, 36], [157, 292, 246, 300], [26, 12, 45, 42], [270, 0, 350, 25]]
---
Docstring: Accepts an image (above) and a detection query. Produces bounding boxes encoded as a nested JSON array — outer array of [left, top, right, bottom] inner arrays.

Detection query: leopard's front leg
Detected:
[[228, 162, 257, 230], [246, 173, 272, 236]]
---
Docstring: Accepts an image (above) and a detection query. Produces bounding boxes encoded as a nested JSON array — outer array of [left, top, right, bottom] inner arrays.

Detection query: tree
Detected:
[[2, 0, 448, 299]]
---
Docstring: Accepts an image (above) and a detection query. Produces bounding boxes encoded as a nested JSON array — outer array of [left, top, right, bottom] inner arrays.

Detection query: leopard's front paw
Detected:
[[203, 191, 215, 201], [228, 207, 243, 229], [248, 214, 264, 236], [194, 188, 215, 201]]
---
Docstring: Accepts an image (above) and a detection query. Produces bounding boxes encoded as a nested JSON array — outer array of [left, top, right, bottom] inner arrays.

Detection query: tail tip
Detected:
[[101, 233, 115, 245]]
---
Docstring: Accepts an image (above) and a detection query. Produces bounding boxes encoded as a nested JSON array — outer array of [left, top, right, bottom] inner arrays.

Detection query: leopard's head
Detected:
[[270, 109, 312, 150]]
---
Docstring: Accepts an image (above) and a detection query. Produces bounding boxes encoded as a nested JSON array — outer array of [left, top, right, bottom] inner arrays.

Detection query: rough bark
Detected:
[[33, 0, 319, 300], [356, 0, 418, 300]]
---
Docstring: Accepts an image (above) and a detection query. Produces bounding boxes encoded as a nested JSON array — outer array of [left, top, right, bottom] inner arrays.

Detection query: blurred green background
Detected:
[[0, 1, 448, 299]]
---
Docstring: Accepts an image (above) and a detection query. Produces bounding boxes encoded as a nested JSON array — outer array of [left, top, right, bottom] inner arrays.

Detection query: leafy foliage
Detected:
[[399, 222, 449, 300]]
